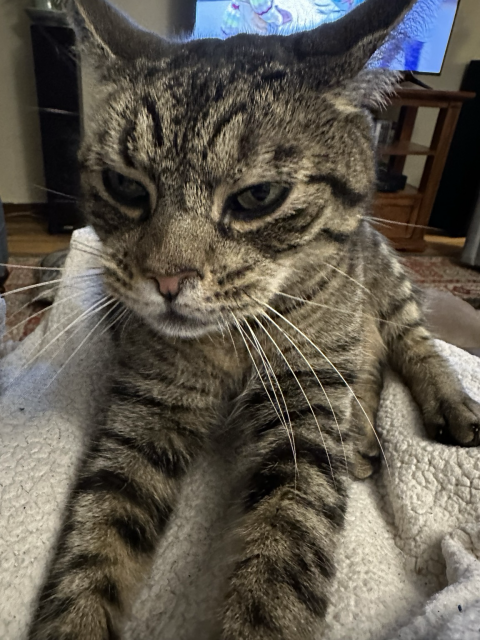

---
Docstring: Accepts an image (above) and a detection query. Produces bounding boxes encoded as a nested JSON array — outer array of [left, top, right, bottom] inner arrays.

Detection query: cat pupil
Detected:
[[251, 184, 271, 202], [115, 173, 143, 196], [102, 169, 148, 207]]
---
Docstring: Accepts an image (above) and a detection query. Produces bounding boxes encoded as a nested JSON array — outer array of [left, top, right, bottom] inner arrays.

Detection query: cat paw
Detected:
[[424, 394, 480, 447], [350, 435, 381, 479]]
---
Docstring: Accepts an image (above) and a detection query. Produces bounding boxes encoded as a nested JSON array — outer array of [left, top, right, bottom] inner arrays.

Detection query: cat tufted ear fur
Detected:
[[67, 0, 169, 64], [285, 0, 419, 80]]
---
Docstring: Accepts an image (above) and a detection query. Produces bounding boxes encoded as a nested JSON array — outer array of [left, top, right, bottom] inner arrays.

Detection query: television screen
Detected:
[[195, 0, 460, 74]]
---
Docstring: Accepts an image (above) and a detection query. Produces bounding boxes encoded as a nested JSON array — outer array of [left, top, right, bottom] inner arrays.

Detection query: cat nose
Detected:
[[148, 270, 200, 302]]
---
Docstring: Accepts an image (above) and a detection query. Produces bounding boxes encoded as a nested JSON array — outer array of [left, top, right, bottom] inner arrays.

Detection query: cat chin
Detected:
[[142, 311, 219, 340]]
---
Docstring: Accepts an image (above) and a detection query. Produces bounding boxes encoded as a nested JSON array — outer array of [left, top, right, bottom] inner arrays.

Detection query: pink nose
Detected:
[[149, 270, 199, 302]]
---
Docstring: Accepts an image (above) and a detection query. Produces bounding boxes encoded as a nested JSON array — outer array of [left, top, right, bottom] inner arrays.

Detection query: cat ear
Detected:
[[286, 0, 417, 79], [67, 0, 169, 64]]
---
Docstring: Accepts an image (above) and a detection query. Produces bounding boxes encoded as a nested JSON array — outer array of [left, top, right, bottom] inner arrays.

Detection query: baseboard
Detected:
[[3, 203, 48, 215]]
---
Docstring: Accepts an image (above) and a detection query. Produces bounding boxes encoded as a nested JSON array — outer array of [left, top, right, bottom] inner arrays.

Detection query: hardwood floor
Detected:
[[422, 234, 465, 258], [5, 213, 70, 256], [5, 212, 466, 258]]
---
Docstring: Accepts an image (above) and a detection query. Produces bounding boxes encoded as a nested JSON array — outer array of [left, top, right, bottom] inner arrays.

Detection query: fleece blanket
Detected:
[[0, 227, 479, 640]]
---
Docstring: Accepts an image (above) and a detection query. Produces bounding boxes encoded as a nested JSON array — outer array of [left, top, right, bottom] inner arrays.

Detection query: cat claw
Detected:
[[425, 394, 480, 448]]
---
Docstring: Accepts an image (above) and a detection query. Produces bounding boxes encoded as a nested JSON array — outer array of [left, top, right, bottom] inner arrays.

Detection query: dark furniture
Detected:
[[373, 86, 475, 251], [28, 9, 82, 233], [430, 61, 480, 237]]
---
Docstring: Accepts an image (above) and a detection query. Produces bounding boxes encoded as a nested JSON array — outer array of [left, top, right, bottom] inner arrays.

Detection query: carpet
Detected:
[[2, 255, 51, 342], [402, 256, 480, 309]]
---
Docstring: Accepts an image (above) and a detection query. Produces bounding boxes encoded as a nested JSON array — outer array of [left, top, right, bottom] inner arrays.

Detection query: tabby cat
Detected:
[[28, 0, 480, 638]]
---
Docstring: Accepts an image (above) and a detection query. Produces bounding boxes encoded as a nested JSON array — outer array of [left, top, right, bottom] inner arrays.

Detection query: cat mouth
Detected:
[[155, 305, 214, 337], [163, 306, 198, 325]]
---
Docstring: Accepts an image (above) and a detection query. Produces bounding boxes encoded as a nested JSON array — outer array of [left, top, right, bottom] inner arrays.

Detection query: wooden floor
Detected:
[[6, 213, 71, 256], [5, 211, 466, 258], [421, 235, 465, 258]]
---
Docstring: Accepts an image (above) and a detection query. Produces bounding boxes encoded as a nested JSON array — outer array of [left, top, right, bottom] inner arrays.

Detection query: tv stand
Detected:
[[372, 86, 475, 251]]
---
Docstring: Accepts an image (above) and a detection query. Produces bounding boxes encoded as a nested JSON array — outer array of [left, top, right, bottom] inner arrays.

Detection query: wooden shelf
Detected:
[[373, 86, 475, 251], [390, 86, 475, 108], [379, 141, 435, 156], [376, 184, 421, 201]]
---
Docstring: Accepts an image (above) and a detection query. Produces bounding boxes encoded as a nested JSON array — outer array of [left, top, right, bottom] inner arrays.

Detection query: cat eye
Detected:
[[226, 183, 290, 221], [102, 169, 150, 209]]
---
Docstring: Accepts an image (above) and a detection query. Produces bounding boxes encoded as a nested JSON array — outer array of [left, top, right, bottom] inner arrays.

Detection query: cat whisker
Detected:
[[2, 289, 93, 339], [30, 107, 79, 116], [249, 294, 390, 476], [19, 298, 103, 366], [32, 184, 78, 201], [256, 312, 349, 479], [45, 299, 118, 389], [0, 262, 70, 272], [120, 308, 133, 342], [273, 291, 411, 329], [367, 216, 438, 231], [230, 312, 296, 470], [17, 295, 113, 379], [255, 313, 340, 485], [319, 259, 372, 296], [221, 313, 240, 362], [74, 246, 106, 261], [1, 272, 100, 298], [4, 287, 60, 323], [70, 239, 104, 257], [242, 318, 297, 474], [98, 306, 129, 341]]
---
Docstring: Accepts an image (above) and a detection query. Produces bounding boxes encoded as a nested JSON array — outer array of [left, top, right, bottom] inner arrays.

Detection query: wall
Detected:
[[0, 0, 195, 206], [0, 0, 45, 204], [81, 0, 195, 124], [404, 0, 480, 186]]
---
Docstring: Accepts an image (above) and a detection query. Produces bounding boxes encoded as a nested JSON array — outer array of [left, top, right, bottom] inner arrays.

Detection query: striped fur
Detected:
[[28, 1, 480, 638]]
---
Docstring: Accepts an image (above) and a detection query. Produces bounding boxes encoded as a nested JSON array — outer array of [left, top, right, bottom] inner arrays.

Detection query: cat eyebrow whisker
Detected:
[[230, 312, 297, 474], [249, 293, 390, 477], [28, 106, 79, 116], [366, 216, 437, 231], [256, 312, 349, 480], [32, 184, 78, 201]]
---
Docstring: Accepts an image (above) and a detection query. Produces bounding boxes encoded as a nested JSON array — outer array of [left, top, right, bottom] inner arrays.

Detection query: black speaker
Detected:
[[29, 9, 83, 234], [430, 60, 480, 237]]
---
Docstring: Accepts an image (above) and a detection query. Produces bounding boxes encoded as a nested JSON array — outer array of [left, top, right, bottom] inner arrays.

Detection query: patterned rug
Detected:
[[2, 256, 52, 342], [402, 256, 480, 309], [2, 253, 480, 343]]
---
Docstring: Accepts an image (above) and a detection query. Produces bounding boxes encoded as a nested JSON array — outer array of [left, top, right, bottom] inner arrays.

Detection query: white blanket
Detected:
[[1, 227, 479, 640]]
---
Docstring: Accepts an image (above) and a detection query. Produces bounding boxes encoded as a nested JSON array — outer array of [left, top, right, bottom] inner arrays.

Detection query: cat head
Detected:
[[70, 0, 417, 339]]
